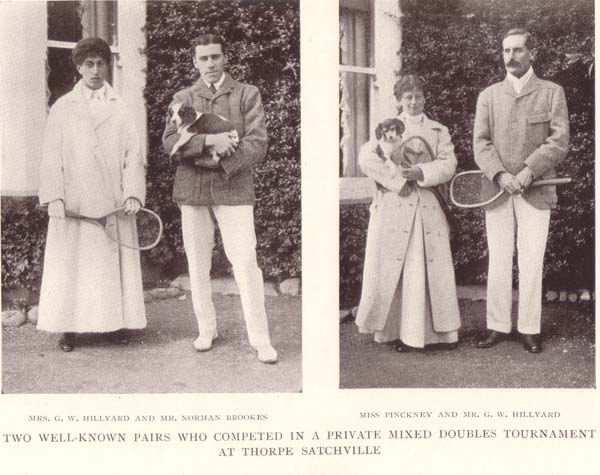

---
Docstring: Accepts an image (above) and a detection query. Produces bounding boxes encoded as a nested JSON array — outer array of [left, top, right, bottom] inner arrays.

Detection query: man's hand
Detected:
[[48, 200, 65, 219], [400, 165, 424, 182], [123, 197, 142, 215], [496, 172, 522, 194], [205, 132, 238, 158], [516, 167, 534, 190]]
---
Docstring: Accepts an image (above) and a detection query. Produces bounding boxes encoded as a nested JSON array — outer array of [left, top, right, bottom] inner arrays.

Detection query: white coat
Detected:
[[37, 81, 146, 332], [355, 114, 461, 334]]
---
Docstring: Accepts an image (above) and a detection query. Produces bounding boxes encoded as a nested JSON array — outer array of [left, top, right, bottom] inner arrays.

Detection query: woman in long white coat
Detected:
[[37, 38, 146, 351], [355, 74, 461, 351]]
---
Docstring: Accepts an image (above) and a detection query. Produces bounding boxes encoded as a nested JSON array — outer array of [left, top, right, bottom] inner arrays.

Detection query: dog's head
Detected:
[[375, 118, 405, 142], [168, 102, 198, 129]]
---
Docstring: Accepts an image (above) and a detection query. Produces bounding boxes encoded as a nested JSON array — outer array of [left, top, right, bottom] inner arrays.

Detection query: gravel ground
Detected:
[[2, 293, 301, 394], [340, 300, 595, 388]]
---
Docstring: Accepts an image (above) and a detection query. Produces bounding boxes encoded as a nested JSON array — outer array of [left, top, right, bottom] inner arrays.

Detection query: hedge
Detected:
[[144, 0, 301, 282], [340, 0, 594, 308]]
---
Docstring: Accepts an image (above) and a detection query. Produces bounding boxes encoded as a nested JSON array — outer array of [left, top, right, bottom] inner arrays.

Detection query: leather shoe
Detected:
[[58, 333, 76, 352], [476, 330, 507, 349], [521, 334, 542, 353]]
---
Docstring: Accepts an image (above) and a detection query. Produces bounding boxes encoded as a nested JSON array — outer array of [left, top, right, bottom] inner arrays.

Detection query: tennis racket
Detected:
[[41, 206, 164, 251], [450, 170, 572, 209]]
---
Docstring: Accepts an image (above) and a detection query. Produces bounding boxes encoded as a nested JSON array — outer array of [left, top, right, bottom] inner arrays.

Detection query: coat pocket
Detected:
[[527, 112, 551, 146], [172, 165, 195, 202]]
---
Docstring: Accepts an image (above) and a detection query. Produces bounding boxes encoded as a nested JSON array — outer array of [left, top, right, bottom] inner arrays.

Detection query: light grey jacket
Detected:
[[473, 72, 569, 209]]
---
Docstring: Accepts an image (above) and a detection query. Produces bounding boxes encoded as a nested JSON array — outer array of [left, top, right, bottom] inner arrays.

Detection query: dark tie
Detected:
[[209, 83, 217, 94]]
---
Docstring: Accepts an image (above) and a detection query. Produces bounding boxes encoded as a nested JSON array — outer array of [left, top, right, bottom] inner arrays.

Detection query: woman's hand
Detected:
[[400, 165, 424, 182], [123, 197, 142, 215], [48, 199, 65, 219]]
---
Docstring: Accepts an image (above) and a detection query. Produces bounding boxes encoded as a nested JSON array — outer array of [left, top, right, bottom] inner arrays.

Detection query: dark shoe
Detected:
[[440, 341, 459, 351], [395, 341, 417, 353], [521, 334, 542, 353], [107, 329, 130, 345], [476, 330, 507, 349], [58, 333, 76, 352]]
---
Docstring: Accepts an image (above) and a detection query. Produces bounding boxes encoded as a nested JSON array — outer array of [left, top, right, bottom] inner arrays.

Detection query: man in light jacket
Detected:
[[473, 28, 569, 353], [38, 37, 146, 352], [162, 34, 277, 364]]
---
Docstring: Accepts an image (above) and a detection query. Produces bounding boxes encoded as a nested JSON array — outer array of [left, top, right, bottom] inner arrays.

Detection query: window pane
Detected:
[[48, 1, 82, 43], [340, 7, 371, 68], [340, 71, 370, 177], [80, 0, 117, 45], [47, 48, 79, 107]]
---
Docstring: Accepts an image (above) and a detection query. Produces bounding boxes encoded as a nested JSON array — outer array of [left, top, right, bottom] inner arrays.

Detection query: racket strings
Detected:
[[450, 174, 484, 206], [135, 209, 162, 250]]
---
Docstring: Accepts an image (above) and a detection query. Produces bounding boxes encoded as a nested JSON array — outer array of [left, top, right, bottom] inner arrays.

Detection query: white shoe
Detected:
[[255, 345, 278, 364], [193, 334, 217, 352]]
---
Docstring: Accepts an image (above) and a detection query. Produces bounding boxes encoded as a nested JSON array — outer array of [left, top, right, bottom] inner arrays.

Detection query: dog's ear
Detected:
[[181, 106, 197, 124], [375, 123, 383, 140], [395, 119, 405, 137]]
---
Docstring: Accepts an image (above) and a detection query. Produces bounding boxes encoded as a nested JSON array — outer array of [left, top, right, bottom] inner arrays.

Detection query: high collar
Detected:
[[506, 66, 534, 94], [71, 80, 118, 103], [398, 112, 440, 131], [193, 73, 237, 99], [502, 69, 541, 98], [202, 73, 226, 91]]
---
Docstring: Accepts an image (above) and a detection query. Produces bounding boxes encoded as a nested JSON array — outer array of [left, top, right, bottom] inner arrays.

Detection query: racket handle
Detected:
[[530, 177, 572, 187]]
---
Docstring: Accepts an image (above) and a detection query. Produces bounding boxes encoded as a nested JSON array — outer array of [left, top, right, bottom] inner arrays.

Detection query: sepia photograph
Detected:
[[1, 0, 301, 394], [0, 0, 598, 474], [339, 0, 594, 388]]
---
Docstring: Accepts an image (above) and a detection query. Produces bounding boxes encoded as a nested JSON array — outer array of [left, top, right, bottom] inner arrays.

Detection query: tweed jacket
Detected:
[[473, 72, 569, 209], [162, 73, 268, 205]]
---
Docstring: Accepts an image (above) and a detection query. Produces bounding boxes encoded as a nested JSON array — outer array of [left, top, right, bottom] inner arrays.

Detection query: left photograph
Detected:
[[1, 0, 301, 393]]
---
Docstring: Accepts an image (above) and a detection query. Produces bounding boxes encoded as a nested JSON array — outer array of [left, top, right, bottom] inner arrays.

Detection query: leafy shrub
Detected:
[[1, 197, 47, 292], [145, 0, 301, 282], [340, 0, 594, 307]]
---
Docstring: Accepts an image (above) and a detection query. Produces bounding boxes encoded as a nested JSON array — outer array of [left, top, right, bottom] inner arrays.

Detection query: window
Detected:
[[339, 0, 374, 178], [46, 0, 118, 106]]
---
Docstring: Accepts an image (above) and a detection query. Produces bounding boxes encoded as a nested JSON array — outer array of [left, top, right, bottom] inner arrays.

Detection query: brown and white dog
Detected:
[[375, 117, 405, 166], [168, 102, 239, 165]]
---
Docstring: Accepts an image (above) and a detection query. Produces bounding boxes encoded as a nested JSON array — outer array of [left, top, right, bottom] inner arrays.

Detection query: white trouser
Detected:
[[485, 194, 550, 334], [180, 205, 271, 347]]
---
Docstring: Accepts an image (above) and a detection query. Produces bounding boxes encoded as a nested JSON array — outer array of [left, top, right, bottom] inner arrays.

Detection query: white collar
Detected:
[[203, 73, 225, 91], [84, 83, 107, 101], [507, 66, 534, 94], [399, 111, 425, 126]]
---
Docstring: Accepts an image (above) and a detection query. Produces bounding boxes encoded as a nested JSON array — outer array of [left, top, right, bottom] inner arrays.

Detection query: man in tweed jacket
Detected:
[[473, 28, 569, 353], [163, 34, 277, 363]]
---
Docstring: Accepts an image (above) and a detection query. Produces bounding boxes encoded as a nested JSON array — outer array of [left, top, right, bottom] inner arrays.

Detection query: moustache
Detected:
[[506, 60, 521, 67]]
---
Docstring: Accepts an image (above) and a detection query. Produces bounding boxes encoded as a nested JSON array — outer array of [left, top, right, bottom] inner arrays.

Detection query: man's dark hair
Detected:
[[503, 28, 535, 50], [72, 37, 112, 66], [191, 34, 226, 55]]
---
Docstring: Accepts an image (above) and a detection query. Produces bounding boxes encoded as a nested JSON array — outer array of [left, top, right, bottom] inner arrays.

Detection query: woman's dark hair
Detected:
[[191, 34, 227, 55], [393, 74, 426, 101], [72, 37, 112, 66]]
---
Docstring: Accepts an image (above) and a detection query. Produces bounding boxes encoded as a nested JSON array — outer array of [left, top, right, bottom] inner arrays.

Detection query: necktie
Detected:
[[209, 83, 217, 94]]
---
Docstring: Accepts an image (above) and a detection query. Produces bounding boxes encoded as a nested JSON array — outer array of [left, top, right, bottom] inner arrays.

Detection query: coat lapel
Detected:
[[502, 77, 517, 97], [68, 81, 117, 204], [516, 72, 542, 98]]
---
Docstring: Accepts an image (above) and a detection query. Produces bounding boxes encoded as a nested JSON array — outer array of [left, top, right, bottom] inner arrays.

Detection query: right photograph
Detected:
[[339, 0, 594, 388]]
